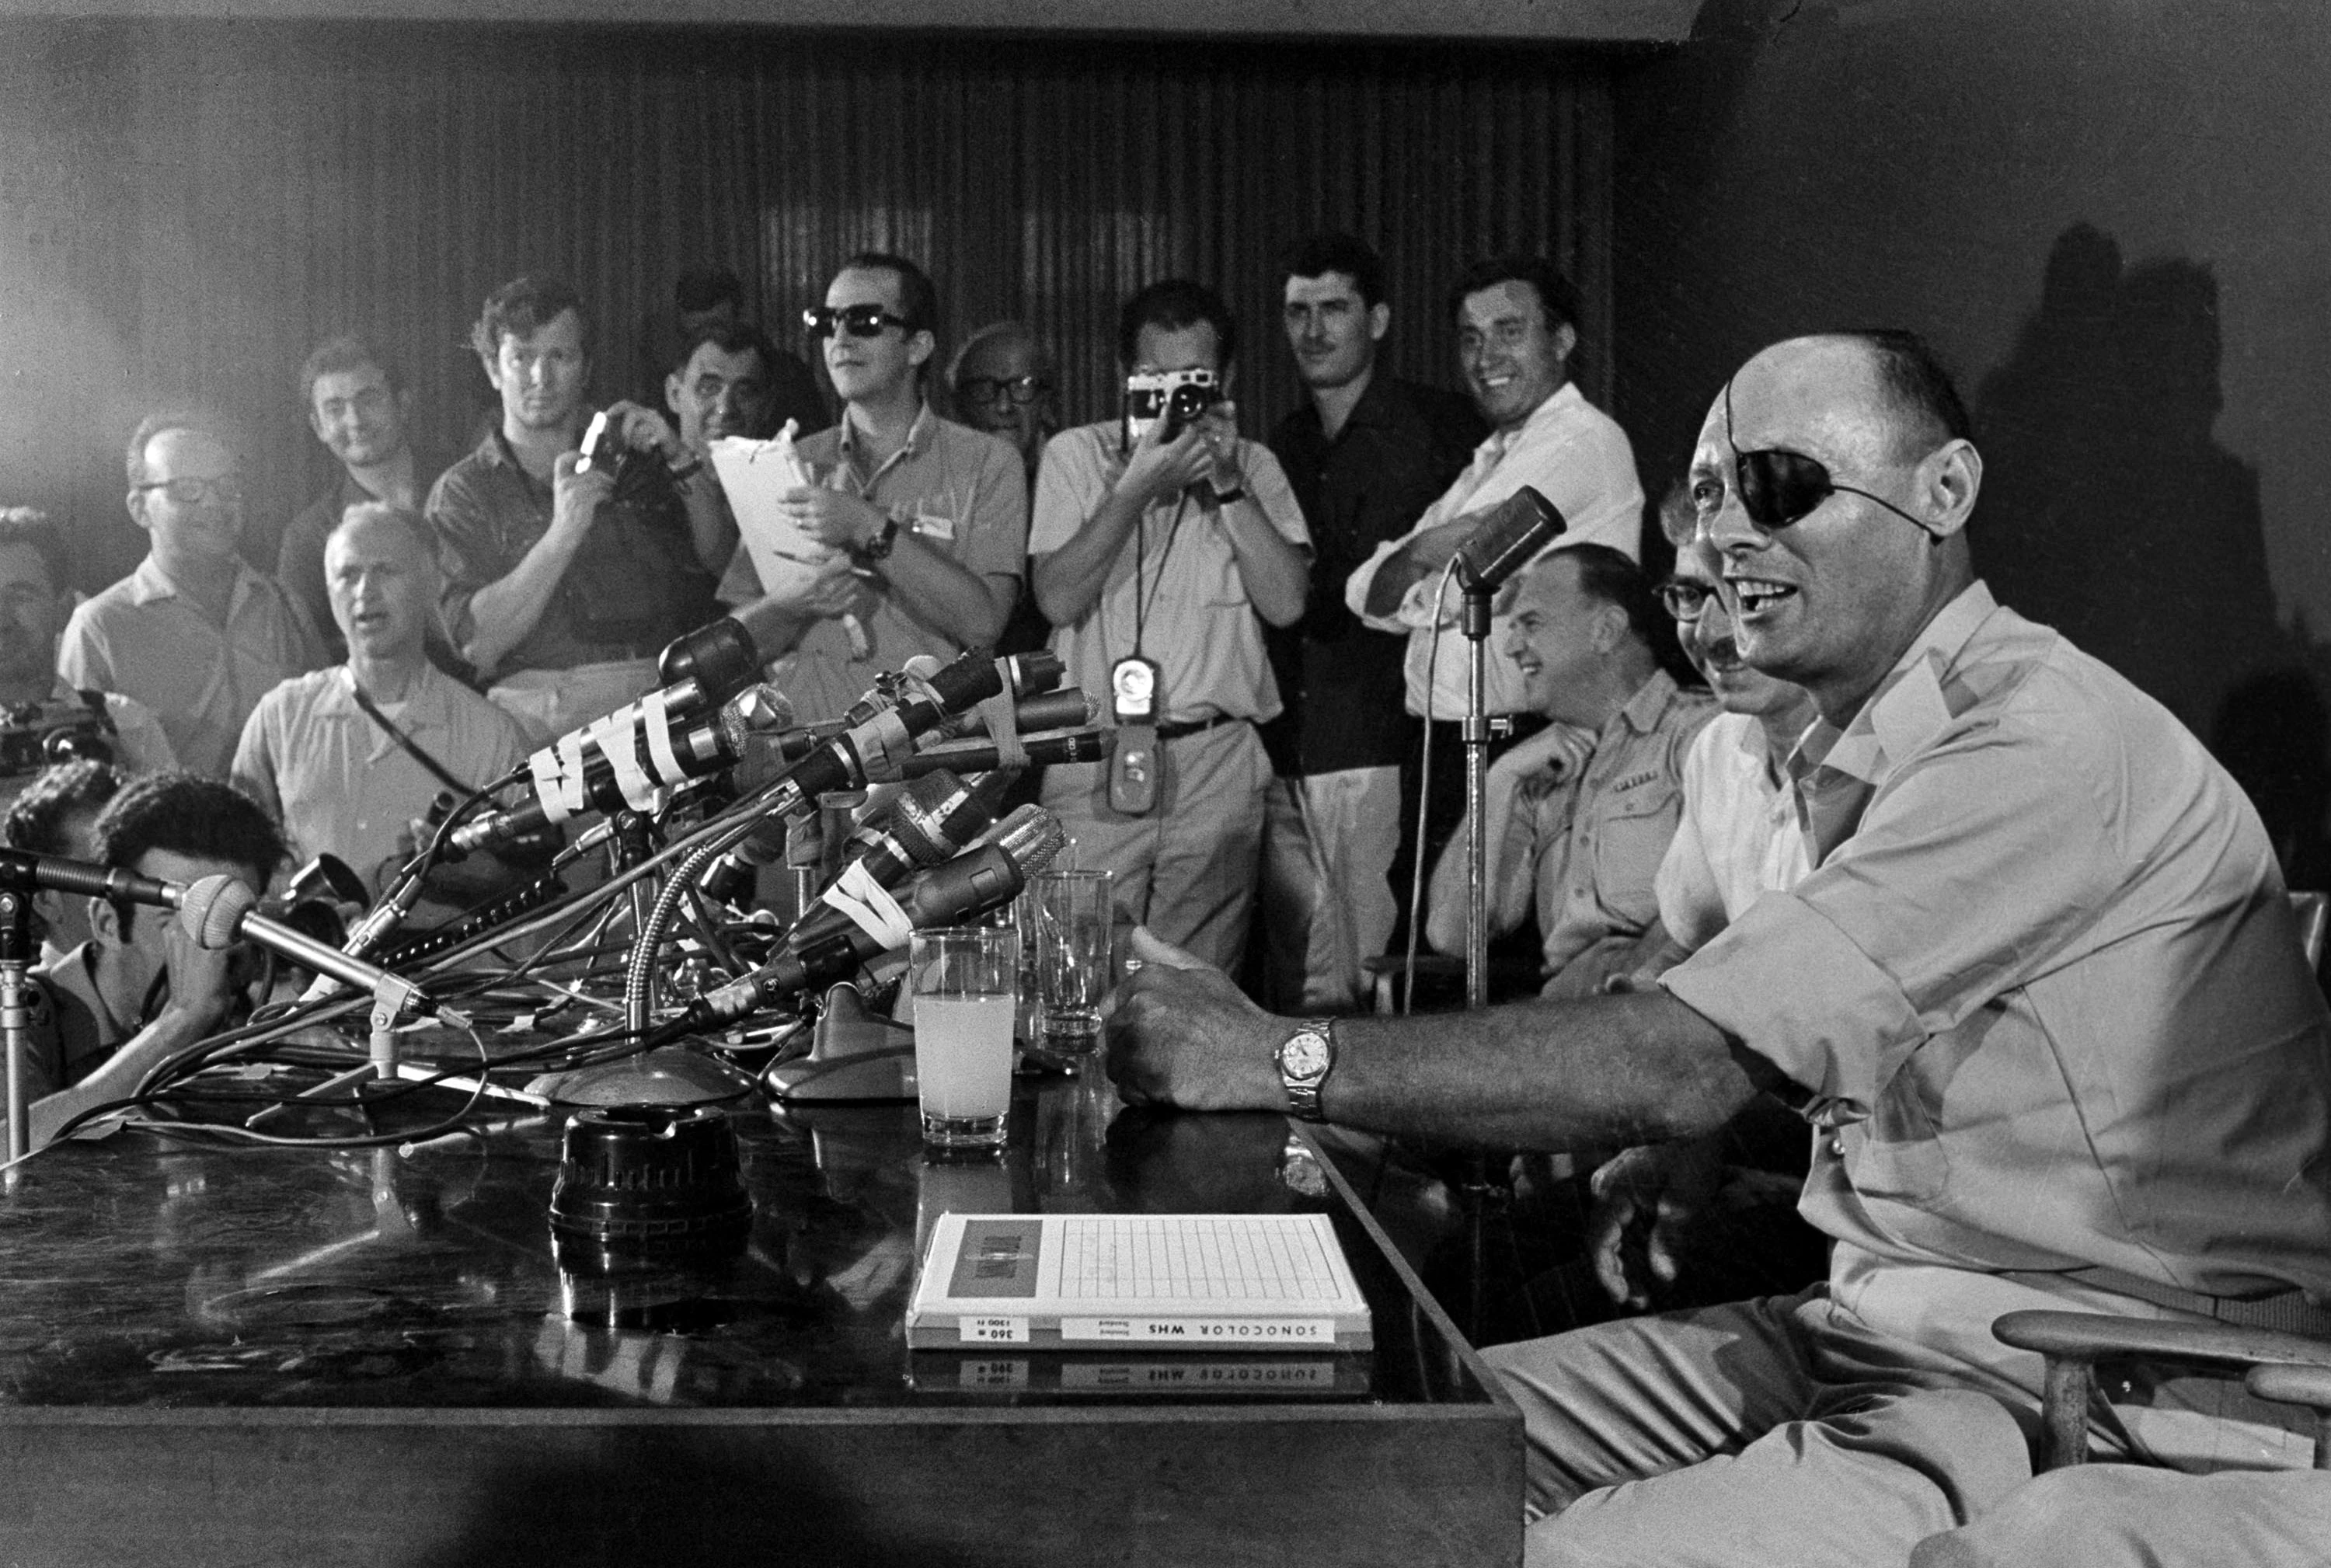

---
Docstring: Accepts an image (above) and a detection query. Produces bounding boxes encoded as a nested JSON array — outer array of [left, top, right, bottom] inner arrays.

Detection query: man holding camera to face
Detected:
[[425, 275, 731, 744], [1030, 279, 1311, 973]]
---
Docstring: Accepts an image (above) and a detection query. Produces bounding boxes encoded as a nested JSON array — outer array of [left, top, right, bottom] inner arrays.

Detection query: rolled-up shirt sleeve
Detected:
[[424, 467, 504, 659], [1660, 713, 2124, 1120]]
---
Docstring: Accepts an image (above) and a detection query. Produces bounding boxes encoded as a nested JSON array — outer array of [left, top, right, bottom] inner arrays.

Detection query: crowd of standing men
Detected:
[[18, 237, 1678, 1019]]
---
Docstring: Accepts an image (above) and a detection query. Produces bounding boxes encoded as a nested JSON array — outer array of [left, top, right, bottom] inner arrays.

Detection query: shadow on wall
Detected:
[[1974, 222, 2331, 884]]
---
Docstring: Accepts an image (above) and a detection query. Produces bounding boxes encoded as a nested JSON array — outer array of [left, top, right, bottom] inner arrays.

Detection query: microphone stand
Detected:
[[1461, 579, 1497, 1011], [2, 883, 35, 1167]]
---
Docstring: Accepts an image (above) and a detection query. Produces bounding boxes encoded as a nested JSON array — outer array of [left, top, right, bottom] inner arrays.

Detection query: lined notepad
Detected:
[[908, 1213, 1373, 1350]]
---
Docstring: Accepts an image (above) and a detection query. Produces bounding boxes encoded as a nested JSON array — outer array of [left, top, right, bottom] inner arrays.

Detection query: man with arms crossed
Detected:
[[427, 276, 730, 744], [1344, 256, 1644, 890], [1263, 234, 1481, 1011], [61, 415, 321, 778], [25, 773, 286, 1149], [1110, 331, 2329, 1565], [722, 254, 1024, 723], [1030, 279, 1310, 972]]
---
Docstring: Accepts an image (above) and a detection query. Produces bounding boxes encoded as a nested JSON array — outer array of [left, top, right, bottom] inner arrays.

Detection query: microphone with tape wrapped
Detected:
[[672, 805, 1066, 1032], [775, 769, 1013, 945], [443, 684, 794, 862]]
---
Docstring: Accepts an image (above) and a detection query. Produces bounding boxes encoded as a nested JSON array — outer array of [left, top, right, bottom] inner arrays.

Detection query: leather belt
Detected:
[[1155, 714, 1249, 743]]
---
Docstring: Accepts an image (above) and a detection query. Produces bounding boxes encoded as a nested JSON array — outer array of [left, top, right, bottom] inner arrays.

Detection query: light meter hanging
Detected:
[[1107, 500, 1185, 817]]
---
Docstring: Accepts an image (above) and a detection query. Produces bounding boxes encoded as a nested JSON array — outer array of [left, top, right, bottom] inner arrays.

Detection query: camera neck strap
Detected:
[[1131, 493, 1190, 663], [347, 678, 472, 797]]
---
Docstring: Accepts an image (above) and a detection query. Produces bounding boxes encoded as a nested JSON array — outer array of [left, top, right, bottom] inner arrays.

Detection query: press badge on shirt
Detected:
[[910, 510, 956, 542]]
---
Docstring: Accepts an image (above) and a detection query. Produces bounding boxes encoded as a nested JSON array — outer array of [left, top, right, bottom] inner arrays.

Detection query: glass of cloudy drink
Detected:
[[909, 925, 1021, 1151]]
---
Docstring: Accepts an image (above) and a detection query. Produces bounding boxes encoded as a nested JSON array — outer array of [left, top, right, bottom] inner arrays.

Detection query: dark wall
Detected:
[[0, 20, 1611, 594], [1612, 0, 2331, 876]]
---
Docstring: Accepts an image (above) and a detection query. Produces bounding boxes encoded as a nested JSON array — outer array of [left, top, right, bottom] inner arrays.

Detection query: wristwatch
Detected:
[[1274, 1019, 1336, 1122], [854, 515, 900, 563], [1207, 483, 1248, 508]]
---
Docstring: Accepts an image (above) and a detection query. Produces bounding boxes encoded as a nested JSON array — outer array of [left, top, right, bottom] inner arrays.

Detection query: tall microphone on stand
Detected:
[[1451, 485, 1566, 1009]]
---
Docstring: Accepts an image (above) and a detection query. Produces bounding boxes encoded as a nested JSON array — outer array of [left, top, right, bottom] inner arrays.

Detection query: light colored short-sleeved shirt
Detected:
[[57, 558, 322, 779], [1653, 710, 1812, 952], [1030, 421, 1309, 727], [233, 663, 529, 879], [719, 406, 1027, 724], [1488, 669, 1712, 993], [1343, 382, 1643, 720], [1663, 582, 2331, 1301]]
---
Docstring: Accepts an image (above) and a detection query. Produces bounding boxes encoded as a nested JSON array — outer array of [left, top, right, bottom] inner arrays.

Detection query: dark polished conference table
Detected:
[[0, 1054, 1521, 1566]]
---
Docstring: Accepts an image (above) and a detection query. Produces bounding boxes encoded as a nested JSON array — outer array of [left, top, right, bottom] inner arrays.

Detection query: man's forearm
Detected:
[[1032, 486, 1145, 625], [1424, 769, 1527, 953], [880, 537, 1012, 648], [676, 477, 737, 573], [461, 527, 587, 671], [1362, 517, 1470, 618], [30, 1007, 218, 1149], [1217, 503, 1308, 628], [1319, 989, 1764, 1152]]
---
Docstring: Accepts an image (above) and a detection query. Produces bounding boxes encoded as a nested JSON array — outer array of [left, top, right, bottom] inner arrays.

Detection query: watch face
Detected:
[[1280, 1030, 1331, 1080]]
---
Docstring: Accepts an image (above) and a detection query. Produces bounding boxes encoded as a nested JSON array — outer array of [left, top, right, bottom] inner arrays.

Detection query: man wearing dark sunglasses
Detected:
[[59, 413, 323, 779], [1107, 329, 2329, 1564], [720, 253, 1026, 725]]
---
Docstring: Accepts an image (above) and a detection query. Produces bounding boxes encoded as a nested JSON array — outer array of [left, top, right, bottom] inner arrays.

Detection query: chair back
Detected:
[[2291, 890, 2329, 973]]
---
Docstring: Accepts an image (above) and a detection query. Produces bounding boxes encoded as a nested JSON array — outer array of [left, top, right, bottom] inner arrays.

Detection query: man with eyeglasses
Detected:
[[60, 414, 322, 777], [949, 321, 1057, 488], [720, 253, 1025, 724], [277, 335, 451, 665], [1030, 278, 1310, 972], [1421, 544, 1709, 1001], [1260, 233, 1483, 1012], [1343, 256, 1645, 918], [1109, 330, 2329, 1565], [427, 275, 730, 745]]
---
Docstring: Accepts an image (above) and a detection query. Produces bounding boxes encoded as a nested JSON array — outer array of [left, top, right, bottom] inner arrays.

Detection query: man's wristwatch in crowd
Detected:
[[854, 515, 900, 563], [1274, 1019, 1336, 1122]]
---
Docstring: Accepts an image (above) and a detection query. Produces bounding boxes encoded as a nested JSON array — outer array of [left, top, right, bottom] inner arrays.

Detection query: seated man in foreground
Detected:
[[26, 774, 287, 1149], [1106, 330, 2331, 1566], [1423, 543, 1710, 998]]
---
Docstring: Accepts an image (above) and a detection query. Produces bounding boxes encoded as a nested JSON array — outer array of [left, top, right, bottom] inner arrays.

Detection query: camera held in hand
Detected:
[[0, 696, 115, 778], [1122, 368, 1222, 454], [576, 408, 680, 507]]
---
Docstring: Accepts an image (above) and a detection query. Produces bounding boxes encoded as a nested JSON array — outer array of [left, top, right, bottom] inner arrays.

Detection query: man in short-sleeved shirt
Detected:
[[61, 416, 322, 778], [1425, 547, 1711, 998], [1108, 331, 2331, 1566], [722, 254, 1024, 724], [237, 505, 528, 892], [1030, 279, 1310, 972], [427, 276, 730, 746]]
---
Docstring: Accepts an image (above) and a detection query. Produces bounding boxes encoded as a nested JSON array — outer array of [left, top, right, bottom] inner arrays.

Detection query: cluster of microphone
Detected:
[[88, 618, 1099, 1036]]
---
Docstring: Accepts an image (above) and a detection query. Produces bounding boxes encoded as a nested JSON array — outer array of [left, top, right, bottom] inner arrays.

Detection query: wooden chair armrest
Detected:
[[1993, 1310, 2331, 1371]]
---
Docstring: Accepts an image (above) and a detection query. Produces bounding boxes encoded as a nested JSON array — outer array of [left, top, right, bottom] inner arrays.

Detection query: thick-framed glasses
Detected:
[[958, 374, 1049, 406], [803, 304, 910, 341], [134, 475, 244, 506], [1657, 577, 1716, 622]]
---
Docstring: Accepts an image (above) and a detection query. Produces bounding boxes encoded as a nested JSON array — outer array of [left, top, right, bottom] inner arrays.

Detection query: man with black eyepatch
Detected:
[[1107, 330, 2330, 1565]]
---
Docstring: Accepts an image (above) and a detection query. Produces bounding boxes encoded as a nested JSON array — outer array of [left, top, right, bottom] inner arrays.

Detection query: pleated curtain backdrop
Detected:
[[0, 20, 1614, 589]]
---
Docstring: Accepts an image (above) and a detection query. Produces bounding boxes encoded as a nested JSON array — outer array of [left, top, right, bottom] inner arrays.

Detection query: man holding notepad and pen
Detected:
[[716, 253, 1027, 726]]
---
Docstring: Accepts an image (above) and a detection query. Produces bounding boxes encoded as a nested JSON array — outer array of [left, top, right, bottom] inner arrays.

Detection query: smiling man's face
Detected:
[[1458, 280, 1571, 434], [1689, 336, 1961, 722]]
